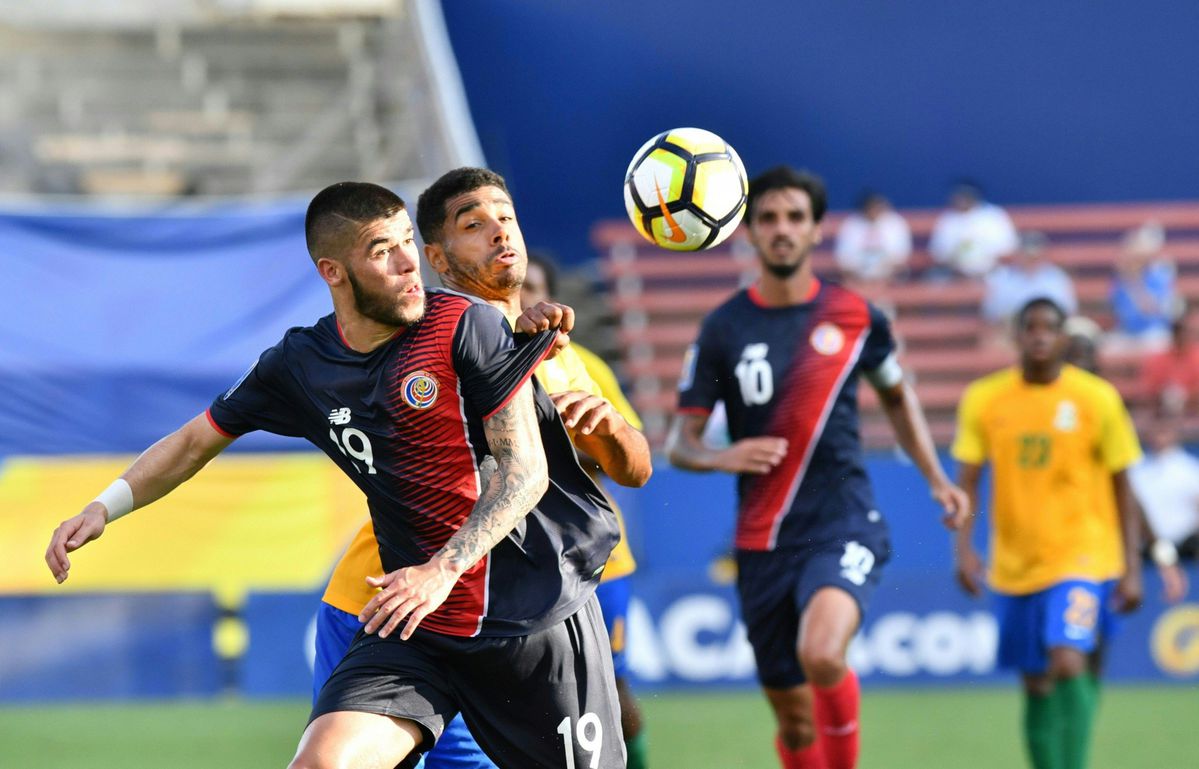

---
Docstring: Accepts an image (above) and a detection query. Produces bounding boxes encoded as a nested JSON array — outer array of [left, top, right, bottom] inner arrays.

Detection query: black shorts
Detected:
[[736, 536, 889, 689], [311, 595, 624, 769]]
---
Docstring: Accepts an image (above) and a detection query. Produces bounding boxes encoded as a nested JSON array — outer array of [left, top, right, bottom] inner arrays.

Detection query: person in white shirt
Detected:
[[834, 191, 911, 284], [928, 181, 1019, 278], [981, 231, 1077, 324], [1130, 417, 1199, 561]]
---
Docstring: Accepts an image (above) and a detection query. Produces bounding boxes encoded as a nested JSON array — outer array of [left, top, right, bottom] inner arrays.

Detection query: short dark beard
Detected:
[[346, 267, 423, 326], [763, 261, 803, 279], [445, 248, 525, 295]]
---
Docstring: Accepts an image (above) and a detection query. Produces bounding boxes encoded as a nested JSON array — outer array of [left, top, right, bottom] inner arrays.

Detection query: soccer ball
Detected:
[[623, 127, 748, 251]]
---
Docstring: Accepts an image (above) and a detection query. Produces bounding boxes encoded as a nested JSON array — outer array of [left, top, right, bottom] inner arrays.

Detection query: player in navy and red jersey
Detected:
[[666, 166, 969, 769], [45, 182, 626, 769]]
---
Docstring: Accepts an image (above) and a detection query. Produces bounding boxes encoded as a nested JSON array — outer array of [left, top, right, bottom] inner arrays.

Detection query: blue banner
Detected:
[[0, 593, 220, 701], [0, 199, 329, 455]]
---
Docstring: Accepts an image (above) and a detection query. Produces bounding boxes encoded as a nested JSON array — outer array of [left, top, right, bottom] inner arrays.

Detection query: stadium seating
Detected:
[[0, 11, 454, 197], [594, 202, 1199, 449]]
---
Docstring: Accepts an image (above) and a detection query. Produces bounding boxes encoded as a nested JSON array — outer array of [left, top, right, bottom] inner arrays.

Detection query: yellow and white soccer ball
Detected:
[[623, 127, 748, 251]]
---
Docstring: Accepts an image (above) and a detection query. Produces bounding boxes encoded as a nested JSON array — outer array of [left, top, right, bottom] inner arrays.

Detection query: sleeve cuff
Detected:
[[205, 408, 240, 439]]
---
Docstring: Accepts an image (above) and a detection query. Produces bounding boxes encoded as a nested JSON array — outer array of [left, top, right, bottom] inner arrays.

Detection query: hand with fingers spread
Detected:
[[550, 391, 624, 437], [358, 559, 462, 640], [45, 503, 108, 584], [932, 480, 971, 531], [514, 301, 574, 358], [714, 436, 789, 475]]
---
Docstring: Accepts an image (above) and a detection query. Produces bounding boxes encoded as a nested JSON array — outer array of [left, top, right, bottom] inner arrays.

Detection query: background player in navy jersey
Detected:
[[666, 166, 969, 769], [45, 181, 626, 769]]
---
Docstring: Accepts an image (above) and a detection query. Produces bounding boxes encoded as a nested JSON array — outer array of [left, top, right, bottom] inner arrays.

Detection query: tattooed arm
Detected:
[[359, 381, 548, 639]]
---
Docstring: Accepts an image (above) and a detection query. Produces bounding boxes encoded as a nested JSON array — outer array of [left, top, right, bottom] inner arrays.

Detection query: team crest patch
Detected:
[[810, 322, 845, 356], [1054, 400, 1078, 431], [400, 370, 439, 410]]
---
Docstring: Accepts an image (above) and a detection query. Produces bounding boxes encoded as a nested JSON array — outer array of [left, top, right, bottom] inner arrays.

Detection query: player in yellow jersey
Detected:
[[522, 252, 649, 769], [951, 297, 1143, 769], [315, 169, 652, 769]]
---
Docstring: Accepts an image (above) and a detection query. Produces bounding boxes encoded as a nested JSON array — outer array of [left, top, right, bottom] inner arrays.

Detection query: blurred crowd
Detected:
[[832, 181, 1199, 559]]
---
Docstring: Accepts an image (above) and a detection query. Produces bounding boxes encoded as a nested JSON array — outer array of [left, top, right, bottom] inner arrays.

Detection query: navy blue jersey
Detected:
[[208, 288, 618, 637], [677, 281, 896, 551]]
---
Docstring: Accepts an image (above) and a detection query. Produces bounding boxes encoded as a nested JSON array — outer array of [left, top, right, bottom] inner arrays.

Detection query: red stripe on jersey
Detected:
[[676, 406, 712, 416], [204, 408, 239, 439], [378, 294, 489, 636], [736, 287, 870, 551]]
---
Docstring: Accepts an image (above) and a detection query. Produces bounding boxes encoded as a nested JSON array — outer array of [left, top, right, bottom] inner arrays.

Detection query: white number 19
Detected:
[[557, 713, 603, 769], [329, 427, 376, 474]]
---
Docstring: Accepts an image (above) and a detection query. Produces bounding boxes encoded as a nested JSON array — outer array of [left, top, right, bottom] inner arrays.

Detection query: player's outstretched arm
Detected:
[[953, 462, 985, 597], [665, 412, 788, 475], [550, 390, 652, 487], [875, 380, 969, 529], [44, 413, 235, 583], [360, 381, 549, 640]]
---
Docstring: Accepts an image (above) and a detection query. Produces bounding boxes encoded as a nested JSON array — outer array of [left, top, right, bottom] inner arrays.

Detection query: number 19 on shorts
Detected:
[[557, 713, 603, 769]]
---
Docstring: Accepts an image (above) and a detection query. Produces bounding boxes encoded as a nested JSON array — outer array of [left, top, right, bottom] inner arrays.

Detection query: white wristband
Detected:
[[94, 479, 134, 523], [1151, 539, 1179, 568]]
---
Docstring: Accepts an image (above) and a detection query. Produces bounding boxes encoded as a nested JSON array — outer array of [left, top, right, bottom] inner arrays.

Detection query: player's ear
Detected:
[[813, 223, 824, 246], [424, 243, 449, 276], [315, 256, 345, 287]]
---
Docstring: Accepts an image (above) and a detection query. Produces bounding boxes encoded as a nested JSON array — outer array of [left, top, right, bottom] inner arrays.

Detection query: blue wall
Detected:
[[441, 1, 1199, 265]]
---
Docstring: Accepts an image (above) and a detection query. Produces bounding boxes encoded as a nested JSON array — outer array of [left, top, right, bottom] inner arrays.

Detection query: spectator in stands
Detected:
[[1063, 315, 1104, 375], [1129, 416, 1199, 562], [834, 191, 911, 285], [928, 180, 1019, 278], [981, 231, 1077, 331], [1109, 221, 1177, 351], [1141, 307, 1199, 415]]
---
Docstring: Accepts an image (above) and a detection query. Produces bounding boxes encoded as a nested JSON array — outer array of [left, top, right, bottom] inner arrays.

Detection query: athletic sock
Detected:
[[812, 669, 860, 769], [775, 734, 827, 769], [1054, 675, 1097, 769], [625, 731, 649, 769], [1023, 690, 1063, 769]]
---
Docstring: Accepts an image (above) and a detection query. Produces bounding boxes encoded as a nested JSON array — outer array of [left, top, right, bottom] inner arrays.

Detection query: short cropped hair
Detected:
[[747, 166, 828, 223], [416, 167, 511, 246], [1016, 296, 1067, 328], [305, 182, 405, 262]]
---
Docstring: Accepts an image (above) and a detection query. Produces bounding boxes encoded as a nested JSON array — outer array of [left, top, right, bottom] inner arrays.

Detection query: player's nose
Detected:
[[489, 219, 509, 245], [391, 246, 419, 274]]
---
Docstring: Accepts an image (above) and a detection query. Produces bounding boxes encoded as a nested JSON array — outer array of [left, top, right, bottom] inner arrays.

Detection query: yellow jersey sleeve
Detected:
[[573, 344, 644, 431], [535, 344, 603, 398], [951, 380, 988, 466], [1098, 383, 1142, 472]]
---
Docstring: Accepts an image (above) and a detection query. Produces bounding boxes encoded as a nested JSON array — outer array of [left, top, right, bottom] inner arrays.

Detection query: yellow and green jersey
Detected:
[[951, 365, 1141, 595]]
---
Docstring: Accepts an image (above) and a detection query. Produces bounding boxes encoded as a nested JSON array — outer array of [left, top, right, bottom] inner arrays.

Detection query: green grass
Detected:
[[0, 686, 1194, 768]]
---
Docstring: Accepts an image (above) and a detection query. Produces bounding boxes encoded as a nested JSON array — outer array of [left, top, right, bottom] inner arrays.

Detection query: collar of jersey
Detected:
[[748, 277, 821, 308]]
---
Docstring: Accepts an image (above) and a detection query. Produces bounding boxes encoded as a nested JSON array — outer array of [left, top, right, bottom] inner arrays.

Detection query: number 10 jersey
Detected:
[[677, 281, 896, 552]]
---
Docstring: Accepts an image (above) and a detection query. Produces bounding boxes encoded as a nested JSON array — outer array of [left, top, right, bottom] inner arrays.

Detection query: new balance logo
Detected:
[[328, 407, 352, 425]]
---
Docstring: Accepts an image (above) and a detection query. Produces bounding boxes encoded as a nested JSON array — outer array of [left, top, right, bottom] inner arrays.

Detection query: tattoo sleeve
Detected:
[[435, 382, 549, 573]]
